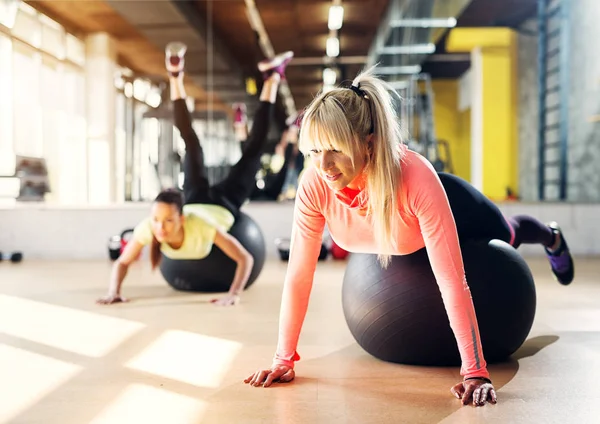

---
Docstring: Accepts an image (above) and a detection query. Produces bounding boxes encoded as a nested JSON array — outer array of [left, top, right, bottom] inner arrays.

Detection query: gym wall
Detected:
[[519, 2, 600, 202], [0, 201, 599, 260], [568, 0, 600, 201], [517, 18, 540, 202], [431, 79, 472, 182]]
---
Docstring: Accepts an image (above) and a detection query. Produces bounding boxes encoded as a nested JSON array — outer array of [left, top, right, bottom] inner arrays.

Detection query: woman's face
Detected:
[[309, 147, 366, 191], [150, 202, 184, 242]]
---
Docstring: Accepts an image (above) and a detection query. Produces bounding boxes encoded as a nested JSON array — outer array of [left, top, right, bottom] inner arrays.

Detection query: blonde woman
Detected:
[[244, 66, 574, 406]]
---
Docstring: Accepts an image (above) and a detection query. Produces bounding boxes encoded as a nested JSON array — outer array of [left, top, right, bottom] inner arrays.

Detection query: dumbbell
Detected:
[[0, 251, 23, 263]]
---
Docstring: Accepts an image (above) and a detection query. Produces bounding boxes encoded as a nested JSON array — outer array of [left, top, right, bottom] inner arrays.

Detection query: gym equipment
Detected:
[[275, 238, 291, 261], [159, 212, 266, 292], [0, 251, 23, 263], [342, 239, 536, 366], [108, 236, 121, 260], [398, 73, 454, 173], [330, 239, 349, 260], [275, 238, 328, 261], [108, 229, 137, 261]]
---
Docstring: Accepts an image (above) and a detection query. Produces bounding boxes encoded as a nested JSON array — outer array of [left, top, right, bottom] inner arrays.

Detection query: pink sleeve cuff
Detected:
[[272, 351, 301, 369]]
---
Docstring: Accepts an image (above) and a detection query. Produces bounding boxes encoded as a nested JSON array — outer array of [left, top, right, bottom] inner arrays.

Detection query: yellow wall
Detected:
[[445, 27, 519, 200], [431, 80, 471, 180], [481, 45, 518, 200], [456, 108, 471, 181]]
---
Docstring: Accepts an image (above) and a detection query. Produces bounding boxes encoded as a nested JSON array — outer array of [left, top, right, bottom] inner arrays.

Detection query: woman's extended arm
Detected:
[[245, 169, 326, 386], [210, 229, 254, 306], [409, 159, 496, 405], [97, 240, 144, 305], [408, 158, 489, 380]]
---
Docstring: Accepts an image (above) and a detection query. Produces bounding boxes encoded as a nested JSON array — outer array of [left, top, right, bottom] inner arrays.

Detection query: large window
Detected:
[[1, 1, 235, 205], [114, 74, 163, 202], [0, 2, 87, 204], [0, 32, 14, 176], [13, 40, 43, 158]]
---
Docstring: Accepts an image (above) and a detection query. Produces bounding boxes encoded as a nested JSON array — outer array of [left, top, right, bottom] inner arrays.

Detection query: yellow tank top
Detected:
[[132, 203, 235, 260]]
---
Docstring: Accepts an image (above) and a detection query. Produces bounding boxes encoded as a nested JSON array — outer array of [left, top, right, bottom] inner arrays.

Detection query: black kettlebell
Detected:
[[108, 236, 121, 260], [107, 228, 135, 261]]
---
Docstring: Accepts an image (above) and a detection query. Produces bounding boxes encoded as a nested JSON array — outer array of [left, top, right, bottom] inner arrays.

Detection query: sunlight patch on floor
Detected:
[[89, 383, 207, 424], [0, 344, 82, 423], [0, 294, 145, 357], [125, 329, 242, 388]]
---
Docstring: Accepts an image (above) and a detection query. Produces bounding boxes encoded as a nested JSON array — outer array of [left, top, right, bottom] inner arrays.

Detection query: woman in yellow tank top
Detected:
[[97, 44, 295, 307]]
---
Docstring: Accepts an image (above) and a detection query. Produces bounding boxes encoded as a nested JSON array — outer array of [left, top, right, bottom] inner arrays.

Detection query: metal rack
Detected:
[[537, 0, 569, 200], [399, 73, 452, 173]]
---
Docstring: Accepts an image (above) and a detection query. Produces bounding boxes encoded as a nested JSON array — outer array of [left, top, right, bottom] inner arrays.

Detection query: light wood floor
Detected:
[[0, 256, 599, 424]]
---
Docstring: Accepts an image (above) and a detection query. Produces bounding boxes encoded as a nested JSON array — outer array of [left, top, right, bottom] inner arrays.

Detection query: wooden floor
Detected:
[[0, 256, 599, 424]]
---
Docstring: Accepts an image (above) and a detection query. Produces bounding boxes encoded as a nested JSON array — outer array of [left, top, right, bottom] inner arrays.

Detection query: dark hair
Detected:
[[150, 188, 184, 270]]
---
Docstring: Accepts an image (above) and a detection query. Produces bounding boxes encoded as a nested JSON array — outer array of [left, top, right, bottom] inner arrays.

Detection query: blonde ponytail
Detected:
[[299, 65, 406, 267]]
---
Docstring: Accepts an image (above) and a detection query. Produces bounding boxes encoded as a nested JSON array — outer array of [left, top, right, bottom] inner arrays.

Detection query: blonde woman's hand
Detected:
[[244, 365, 295, 387], [450, 378, 497, 406]]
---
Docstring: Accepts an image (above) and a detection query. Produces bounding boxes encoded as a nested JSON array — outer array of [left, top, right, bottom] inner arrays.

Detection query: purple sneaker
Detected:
[[258, 51, 294, 80], [544, 222, 574, 285]]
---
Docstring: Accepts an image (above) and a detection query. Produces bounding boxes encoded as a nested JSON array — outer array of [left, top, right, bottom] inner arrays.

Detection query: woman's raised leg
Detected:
[[438, 172, 574, 285], [166, 42, 211, 205], [212, 51, 294, 212]]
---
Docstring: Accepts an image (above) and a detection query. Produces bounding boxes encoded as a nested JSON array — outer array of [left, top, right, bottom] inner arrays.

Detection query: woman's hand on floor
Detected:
[[244, 365, 295, 387], [211, 294, 240, 306], [451, 378, 497, 406], [96, 294, 129, 305]]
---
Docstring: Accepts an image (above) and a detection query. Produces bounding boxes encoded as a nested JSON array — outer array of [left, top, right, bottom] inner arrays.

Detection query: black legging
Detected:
[[174, 99, 273, 217], [438, 173, 555, 249]]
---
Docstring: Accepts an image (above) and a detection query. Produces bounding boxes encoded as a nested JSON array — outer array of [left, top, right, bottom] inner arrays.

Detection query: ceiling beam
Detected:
[[390, 17, 457, 28], [244, 0, 296, 117], [288, 55, 369, 66], [366, 0, 410, 68], [170, 0, 244, 81]]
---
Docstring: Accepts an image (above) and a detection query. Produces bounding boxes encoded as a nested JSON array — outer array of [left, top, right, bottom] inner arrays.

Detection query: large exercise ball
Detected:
[[342, 239, 536, 366], [159, 212, 266, 293]]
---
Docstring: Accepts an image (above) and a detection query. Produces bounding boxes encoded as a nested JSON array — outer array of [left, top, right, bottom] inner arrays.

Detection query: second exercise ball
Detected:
[[341, 239, 537, 366], [159, 212, 266, 293]]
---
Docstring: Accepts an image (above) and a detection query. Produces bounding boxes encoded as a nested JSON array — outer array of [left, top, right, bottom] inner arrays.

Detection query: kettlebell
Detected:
[[120, 229, 135, 255], [108, 236, 121, 260], [107, 228, 136, 261]]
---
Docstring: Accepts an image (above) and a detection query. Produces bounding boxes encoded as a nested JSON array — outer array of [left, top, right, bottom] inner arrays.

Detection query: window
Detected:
[[12, 40, 43, 158], [2, 4, 87, 204], [0, 33, 14, 176]]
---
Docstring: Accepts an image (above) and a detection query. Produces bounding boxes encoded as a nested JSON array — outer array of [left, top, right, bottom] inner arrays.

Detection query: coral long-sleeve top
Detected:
[[273, 147, 489, 380]]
